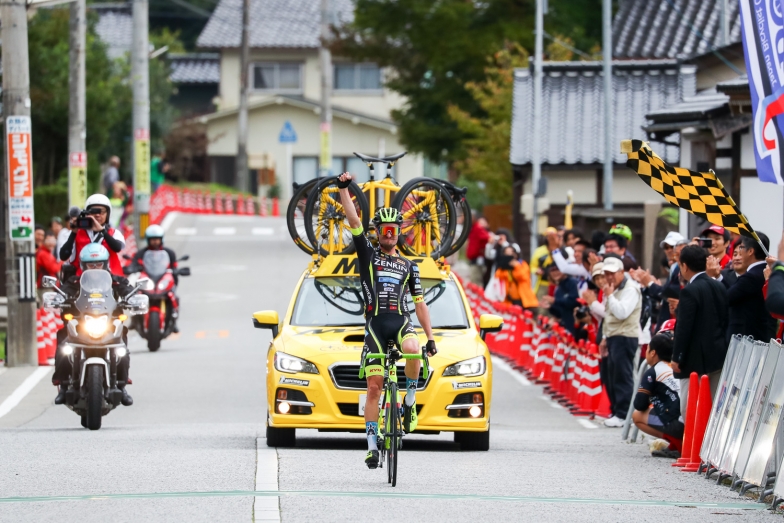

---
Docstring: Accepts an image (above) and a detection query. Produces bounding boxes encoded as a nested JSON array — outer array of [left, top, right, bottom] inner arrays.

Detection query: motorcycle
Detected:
[[42, 271, 149, 430], [125, 251, 190, 351]]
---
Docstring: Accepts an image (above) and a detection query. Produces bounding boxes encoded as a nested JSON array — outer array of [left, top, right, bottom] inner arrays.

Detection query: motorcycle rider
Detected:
[[59, 194, 126, 277], [53, 244, 134, 406], [336, 172, 437, 469], [130, 224, 180, 333]]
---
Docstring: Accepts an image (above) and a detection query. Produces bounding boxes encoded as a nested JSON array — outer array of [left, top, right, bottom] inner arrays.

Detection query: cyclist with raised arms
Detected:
[[337, 172, 438, 469]]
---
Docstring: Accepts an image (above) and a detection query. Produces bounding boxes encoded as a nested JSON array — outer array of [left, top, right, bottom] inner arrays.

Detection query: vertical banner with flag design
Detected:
[[6, 116, 35, 241], [69, 152, 87, 208], [739, 0, 784, 185]]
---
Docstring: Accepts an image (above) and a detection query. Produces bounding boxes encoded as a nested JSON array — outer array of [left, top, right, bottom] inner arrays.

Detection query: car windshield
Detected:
[[291, 277, 469, 328], [143, 250, 170, 281]]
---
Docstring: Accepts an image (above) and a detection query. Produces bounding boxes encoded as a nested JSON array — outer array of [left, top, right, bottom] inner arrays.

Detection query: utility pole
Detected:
[[236, 0, 250, 192], [319, 0, 333, 176], [69, 0, 88, 209], [530, 0, 544, 258], [602, 0, 613, 212], [1, 0, 38, 366], [132, 0, 151, 242]]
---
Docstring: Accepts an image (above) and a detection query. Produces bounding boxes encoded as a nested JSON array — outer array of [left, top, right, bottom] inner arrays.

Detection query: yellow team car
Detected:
[[252, 255, 503, 450]]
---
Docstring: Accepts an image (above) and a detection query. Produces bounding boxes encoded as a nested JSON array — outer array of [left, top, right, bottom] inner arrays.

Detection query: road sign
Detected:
[[6, 116, 35, 241], [69, 152, 87, 208], [278, 121, 297, 144]]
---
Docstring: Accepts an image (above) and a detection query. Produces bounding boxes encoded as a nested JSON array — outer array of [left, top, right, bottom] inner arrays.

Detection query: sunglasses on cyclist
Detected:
[[379, 225, 400, 236]]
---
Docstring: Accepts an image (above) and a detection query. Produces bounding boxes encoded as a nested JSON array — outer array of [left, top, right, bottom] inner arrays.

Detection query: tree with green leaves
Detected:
[[448, 43, 528, 204], [333, 0, 603, 163]]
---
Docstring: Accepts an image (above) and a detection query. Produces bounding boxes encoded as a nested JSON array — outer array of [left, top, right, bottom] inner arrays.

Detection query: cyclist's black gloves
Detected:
[[425, 340, 437, 357], [336, 175, 352, 189]]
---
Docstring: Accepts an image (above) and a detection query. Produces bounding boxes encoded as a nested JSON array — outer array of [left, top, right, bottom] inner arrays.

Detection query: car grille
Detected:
[[329, 364, 429, 390], [338, 403, 426, 417]]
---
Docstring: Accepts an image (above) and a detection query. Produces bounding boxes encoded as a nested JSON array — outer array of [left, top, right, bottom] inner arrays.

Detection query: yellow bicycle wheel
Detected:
[[304, 177, 370, 256], [393, 178, 456, 258]]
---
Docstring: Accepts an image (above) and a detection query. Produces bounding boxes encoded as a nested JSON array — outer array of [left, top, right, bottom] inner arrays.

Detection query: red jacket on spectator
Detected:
[[36, 245, 62, 288], [466, 222, 491, 262], [718, 253, 731, 269]]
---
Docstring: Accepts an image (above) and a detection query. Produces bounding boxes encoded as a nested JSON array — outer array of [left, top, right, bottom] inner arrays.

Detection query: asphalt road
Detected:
[[0, 213, 777, 522]]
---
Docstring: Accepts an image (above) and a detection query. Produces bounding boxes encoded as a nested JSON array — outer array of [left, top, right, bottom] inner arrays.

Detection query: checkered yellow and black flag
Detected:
[[621, 139, 761, 241]]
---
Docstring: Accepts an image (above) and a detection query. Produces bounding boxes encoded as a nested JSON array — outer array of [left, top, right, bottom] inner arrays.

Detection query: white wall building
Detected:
[[196, 0, 423, 199]]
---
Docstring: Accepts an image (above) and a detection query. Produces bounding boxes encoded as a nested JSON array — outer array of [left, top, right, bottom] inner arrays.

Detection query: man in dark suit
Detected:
[[672, 245, 729, 414], [722, 233, 775, 343]]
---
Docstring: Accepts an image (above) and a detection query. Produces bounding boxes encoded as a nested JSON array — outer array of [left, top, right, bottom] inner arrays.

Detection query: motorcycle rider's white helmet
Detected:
[[85, 193, 112, 222], [145, 224, 164, 246]]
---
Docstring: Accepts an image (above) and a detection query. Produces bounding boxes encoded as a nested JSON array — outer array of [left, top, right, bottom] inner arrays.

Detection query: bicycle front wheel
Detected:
[[393, 178, 457, 259], [386, 383, 399, 487], [304, 177, 369, 256]]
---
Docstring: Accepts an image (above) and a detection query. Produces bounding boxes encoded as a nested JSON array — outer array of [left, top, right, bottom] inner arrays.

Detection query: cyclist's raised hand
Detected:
[[337, 172, 353, 189], [425, 339, 437, 357]]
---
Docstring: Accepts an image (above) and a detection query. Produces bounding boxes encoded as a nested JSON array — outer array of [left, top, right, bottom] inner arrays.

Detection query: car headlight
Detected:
[[274, 352, 318, 374], [84, 315, 109, 339], [443, 356, 486, 377]]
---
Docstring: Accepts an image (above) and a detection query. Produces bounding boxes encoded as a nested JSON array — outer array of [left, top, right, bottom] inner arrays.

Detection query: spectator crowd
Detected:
[[465, 213, 784, 458]]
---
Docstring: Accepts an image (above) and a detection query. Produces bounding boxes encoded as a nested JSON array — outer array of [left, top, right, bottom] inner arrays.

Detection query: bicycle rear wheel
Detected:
[[304, 177, 369, 256], [439, 182, 472, 258], [386, 383, 399, 487], [286, 179, 318, 255], [393, 178, 456, 259]]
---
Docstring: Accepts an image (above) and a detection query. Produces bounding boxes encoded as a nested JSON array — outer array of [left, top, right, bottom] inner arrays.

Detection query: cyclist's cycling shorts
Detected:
[[362, 314, 418, 378]]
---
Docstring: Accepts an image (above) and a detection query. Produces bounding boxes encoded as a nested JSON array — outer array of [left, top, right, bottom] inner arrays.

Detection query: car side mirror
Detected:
[[179, 255, 190, 262], [479, 314, 503, 341], [42, 276, 58, 288], [253, 310, 280, 338]]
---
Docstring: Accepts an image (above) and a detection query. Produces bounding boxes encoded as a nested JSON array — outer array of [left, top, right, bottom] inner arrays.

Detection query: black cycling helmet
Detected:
[[372, 207, 403, 226]]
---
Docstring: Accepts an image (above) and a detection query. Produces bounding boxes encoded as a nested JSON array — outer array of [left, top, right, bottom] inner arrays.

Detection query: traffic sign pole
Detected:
[[2, 0, 38, 367], [278, 121, 298, 200]]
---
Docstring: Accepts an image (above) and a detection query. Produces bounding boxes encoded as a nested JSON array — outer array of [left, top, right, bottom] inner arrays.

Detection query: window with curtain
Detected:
[[334, 63, 381, 91], [252, 63, 303, 92]]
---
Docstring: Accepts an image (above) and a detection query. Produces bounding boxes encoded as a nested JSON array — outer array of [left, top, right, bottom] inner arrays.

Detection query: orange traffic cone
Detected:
[[674, 372, 699, 467], [682, 374, 712, 472]]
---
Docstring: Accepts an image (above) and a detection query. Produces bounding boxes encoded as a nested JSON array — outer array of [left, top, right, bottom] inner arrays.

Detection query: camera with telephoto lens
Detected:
[[76, 207, 103, 229]]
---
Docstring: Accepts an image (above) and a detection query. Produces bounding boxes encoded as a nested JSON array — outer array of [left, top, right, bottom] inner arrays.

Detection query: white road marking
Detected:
[[213, 227, 237, 236], [491, 356, 531, 386], [254, 438, 280, 522], [577, 419, 598, 429], [160, 211, 180, 232], [0, 367, 51, 419], [252, 227, 275, 236], [174, 228, 197, 236]]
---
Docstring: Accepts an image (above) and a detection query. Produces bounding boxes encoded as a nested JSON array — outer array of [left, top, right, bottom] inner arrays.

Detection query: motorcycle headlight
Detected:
[[443, 356, 486, 377], [274, 352, 318, 374], [158, 280, 168, 291], [84, 315, 109, 339]]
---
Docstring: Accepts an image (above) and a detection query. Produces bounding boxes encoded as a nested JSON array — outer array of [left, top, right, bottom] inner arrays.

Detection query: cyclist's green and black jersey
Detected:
[[351, 225, 424, 316], [351, 225, 424, 378]]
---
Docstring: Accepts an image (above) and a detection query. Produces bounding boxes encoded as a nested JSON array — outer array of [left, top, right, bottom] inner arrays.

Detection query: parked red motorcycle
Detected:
[[125, 251, 190, 351]]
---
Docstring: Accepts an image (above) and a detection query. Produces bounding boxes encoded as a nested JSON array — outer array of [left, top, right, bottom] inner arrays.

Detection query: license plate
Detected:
[[358, 393, 401, 416]]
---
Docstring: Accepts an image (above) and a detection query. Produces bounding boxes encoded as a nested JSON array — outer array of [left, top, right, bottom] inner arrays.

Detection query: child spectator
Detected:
[[632, 331, 683, 457]]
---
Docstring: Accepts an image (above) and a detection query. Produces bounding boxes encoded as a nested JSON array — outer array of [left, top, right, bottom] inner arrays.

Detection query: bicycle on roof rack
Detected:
[[285, 152, 469, 259]]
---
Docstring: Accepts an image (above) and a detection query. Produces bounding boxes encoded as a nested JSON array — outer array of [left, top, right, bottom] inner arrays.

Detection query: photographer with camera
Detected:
[[58, 194, 126, 277]]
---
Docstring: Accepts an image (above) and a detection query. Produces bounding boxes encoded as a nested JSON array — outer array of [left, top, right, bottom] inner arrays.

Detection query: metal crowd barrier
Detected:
[[694, 334, 784, 507]]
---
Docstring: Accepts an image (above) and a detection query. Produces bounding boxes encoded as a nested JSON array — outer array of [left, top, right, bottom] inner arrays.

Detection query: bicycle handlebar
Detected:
[[363, 352, 423, 360]]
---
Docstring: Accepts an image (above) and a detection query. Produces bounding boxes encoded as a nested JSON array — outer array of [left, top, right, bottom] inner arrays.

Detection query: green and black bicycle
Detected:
[[360, 341, 430, 487]]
